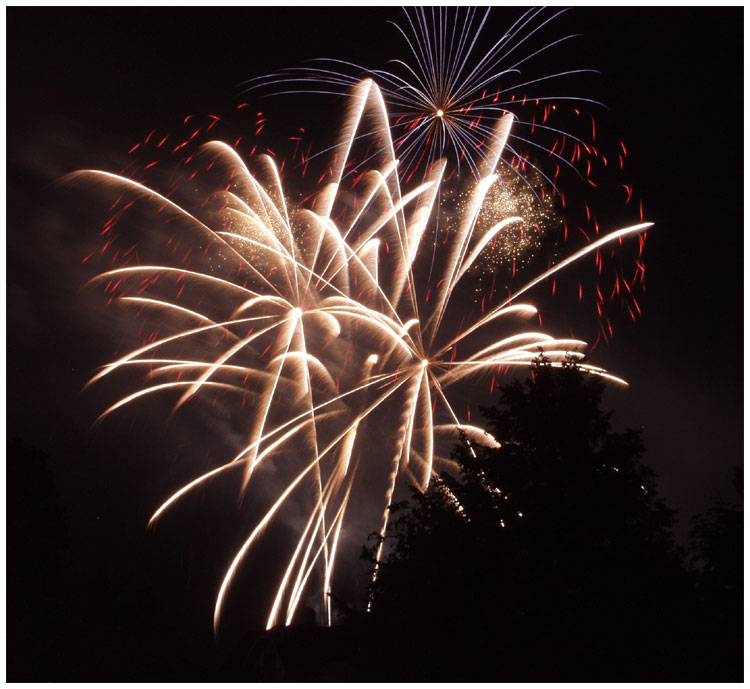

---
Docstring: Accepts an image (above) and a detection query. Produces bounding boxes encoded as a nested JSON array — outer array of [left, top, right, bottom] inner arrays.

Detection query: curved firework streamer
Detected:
[[80, 77, 650, 634]]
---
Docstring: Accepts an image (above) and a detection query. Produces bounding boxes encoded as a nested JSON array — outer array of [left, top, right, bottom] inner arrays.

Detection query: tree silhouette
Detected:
[[691, 468, 742, 587], [688, 468, 743, 679], [7, 439, 193, 681], [364, 362, 701, 681]]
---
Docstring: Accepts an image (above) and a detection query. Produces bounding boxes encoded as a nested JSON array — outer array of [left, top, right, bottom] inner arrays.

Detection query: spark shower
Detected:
[[73, 33, 649, 632]]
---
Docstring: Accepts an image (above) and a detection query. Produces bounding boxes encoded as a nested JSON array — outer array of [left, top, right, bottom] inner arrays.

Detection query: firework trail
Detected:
[[72, 78, 649, 634]]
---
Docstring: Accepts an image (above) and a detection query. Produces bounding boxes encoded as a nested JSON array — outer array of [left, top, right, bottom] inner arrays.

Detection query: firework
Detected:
[[73, 78, 649, 633], [248, 6, 646, 336], [247, 7, 596, 183]]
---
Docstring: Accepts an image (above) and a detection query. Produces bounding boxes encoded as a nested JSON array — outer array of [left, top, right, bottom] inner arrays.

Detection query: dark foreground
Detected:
[[8, 430, 742, 682]]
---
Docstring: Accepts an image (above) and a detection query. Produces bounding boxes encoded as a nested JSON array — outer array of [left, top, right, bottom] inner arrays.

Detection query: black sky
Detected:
[[6, 5, 743, 657]]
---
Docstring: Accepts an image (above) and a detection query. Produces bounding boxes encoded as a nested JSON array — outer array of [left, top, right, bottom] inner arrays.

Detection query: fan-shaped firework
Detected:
[[247, 7, 595, 184], [74, 79, 649, 633]]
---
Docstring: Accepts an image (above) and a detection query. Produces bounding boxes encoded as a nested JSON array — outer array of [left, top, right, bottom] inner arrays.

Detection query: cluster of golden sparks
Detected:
[[440, 167, 559, 300], [74, 79, 650, 633]]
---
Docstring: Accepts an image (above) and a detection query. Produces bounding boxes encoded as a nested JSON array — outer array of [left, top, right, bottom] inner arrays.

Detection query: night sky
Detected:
[[7, 5, 743, 672]]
